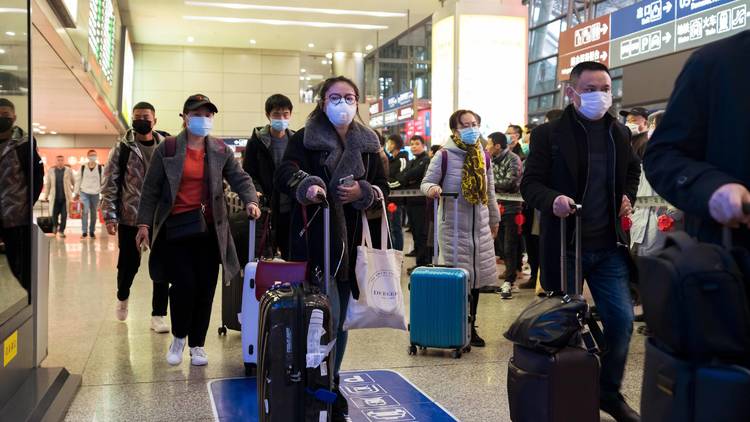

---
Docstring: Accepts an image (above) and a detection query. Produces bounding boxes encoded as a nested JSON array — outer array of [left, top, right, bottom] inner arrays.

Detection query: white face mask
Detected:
[[625, 122, 640, 135], [325, 101, 356, 128], [88, 155, 97, 163], [574, 90, 612, 120]]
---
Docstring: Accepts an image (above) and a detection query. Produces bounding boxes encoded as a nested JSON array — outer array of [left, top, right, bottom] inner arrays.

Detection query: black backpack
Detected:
[[637, 231, 750, 364]]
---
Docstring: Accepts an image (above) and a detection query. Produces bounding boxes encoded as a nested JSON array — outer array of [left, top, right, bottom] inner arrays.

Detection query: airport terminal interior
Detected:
[[1, 0, 749, 421]]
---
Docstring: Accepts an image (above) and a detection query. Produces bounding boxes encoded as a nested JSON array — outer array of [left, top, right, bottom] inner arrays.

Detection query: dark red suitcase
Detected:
[[507, 207, 601, 422]]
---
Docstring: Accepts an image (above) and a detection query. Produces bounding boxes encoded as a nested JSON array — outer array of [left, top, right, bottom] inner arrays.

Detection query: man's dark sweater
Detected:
[[579, 116, 616, 251]]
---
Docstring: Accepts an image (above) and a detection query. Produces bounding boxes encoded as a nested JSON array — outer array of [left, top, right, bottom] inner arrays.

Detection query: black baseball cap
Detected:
[[619, 107, 649, 119], [183, 94, 218, 114]]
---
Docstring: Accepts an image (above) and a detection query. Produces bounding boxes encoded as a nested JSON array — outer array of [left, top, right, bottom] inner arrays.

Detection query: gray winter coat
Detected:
[[136, 130, 258, 285], [421, 137, 500, 289], [101, 129, 165, 227]]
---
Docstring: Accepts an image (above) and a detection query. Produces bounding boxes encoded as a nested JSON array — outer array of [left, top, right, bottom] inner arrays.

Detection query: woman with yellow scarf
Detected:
[[421, 109, 501, 347]]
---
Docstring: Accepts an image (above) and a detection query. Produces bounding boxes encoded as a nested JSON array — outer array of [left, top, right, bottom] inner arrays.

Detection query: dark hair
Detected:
[[56, 155, 64, 159], [387, 134, 404, 149], [449, 109, 481, 131], [488, 132, 508, 149], [133, 101, 155, 112], [570, 61, 610, 86], [508, 125, 523, 136], [525, 123, 539, 132], [265, 94, 293, 115], [0, 98, 15, 111], [430, 145, 442, 155], [87, 149, 96, 155], [545, 109, 564, 122], [309, 75, 361, 124], [409, 135, 425, 145]]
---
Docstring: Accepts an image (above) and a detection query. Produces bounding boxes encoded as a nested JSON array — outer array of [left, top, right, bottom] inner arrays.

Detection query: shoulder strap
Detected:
[[484, 150, 491, 170], [165, 137, 177, 157], [80, 165, 85, 174], [98, 164, 103, 178], [439, 148, 448, 187]]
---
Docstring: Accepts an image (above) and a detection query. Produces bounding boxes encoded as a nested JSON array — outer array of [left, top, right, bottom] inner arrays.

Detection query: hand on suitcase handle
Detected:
[[553, 195, 577, 218], [709, 183, 750, 228]]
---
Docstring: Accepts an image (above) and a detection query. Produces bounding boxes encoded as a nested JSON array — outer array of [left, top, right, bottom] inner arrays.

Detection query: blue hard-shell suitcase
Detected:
[[408, 194, 471, 358]]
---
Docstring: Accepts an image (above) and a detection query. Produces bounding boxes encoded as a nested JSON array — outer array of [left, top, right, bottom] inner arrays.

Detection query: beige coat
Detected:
[[44, 165, 75, 206]]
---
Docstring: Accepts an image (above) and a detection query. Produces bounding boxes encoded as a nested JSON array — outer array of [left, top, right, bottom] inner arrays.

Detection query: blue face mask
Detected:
[[459, 127, 481, 145], [270, 119, 289, 132], [187, 116, 213, 137], [521, 142, 530, 155]]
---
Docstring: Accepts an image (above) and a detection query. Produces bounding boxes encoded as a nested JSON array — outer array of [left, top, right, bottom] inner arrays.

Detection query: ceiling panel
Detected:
[[120, 0, 436, 53], [31, 28, 119, 135]]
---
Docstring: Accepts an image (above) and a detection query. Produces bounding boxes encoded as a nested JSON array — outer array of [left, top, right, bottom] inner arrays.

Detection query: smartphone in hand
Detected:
[[339, 174, 355, 187]]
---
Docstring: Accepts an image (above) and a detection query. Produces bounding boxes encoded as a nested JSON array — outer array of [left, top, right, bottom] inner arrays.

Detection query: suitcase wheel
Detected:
[[244, 363, 257, 377], [408, 345, 417, 356], [452, 349, 462, 359], [463, 345, 471, 353], [218, 326, 227, 336]]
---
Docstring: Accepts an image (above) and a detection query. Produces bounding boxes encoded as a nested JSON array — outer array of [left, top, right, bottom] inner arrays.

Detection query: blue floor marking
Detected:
[[208, 369, 457, 421]]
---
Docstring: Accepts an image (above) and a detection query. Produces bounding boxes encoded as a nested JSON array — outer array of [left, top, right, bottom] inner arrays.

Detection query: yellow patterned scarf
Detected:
[[452, 135, 488, 205]]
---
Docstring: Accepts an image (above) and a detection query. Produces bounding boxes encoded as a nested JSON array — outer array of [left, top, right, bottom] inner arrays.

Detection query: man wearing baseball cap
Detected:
[[619, 107, 649, 135]]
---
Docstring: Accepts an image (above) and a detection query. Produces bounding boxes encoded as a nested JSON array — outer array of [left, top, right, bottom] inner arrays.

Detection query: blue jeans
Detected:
[[567, 248, 634, 398], [388, 207, 403, 251], [79, 192, 100, 235], [328, 279, 351, 379]]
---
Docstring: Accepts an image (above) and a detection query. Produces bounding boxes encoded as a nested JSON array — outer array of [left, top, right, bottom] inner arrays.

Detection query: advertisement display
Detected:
[[120, 28, 134, 122], [88, 0, 117, 85]]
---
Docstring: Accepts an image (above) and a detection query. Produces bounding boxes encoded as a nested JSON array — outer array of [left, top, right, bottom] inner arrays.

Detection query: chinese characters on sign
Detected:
[[87, 0, 116, 84]]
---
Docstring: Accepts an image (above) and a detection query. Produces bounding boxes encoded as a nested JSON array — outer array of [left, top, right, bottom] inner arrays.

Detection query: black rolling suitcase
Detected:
[[37, 200, 54, 234], [257, 202, 335, 422], [219, 205, 250, 334], [505, 207, 601, 422]]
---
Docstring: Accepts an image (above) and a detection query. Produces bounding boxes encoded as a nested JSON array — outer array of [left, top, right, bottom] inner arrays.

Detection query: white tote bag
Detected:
[[343, 189, 406, 331]]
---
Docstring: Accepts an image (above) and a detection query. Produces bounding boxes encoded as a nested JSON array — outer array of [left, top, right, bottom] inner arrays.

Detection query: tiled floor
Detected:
[[45, 226, 646, 421]]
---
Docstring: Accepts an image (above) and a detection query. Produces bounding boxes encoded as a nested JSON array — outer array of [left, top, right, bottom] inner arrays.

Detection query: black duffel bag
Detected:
[[637, 231, 750, 363], [504, 294, 589, 354]]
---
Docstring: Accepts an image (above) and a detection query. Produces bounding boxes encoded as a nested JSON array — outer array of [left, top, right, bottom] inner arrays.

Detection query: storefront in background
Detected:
[[369, 90, 431, 144]]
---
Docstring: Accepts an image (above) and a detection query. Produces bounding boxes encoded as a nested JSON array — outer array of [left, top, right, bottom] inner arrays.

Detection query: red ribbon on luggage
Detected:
[[387, 202, 397, 214], [621, 215, 633, 232], [657, 214, 675, 232], [499, 204, 505, 215], [515, 212, 525, 234]]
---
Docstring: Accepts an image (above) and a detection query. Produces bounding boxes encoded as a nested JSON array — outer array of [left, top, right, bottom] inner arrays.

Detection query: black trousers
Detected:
[[501, 216, 522, 284], [407, 202, 429, 266], [524, 233, 540, 281], [52, 198, 67, 232], [165, 228, 221, 347], [470, 288, 479, 326], [117, 224, 169, 316], [1, 225, 31, 291]]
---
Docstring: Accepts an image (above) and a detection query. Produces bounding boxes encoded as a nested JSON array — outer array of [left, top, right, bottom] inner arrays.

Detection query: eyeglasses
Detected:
[[327, 93, 358, 105]]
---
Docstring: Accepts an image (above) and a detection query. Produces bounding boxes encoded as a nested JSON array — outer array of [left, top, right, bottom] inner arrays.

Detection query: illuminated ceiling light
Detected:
[[39, 125, 46, 130], [249, 39, 256, 44], [38, 131, 46, 135], [353, 52, 363, 58], [321, 59, 328, 65], [325, 52, 333, 59], [50, 131, 58, 135], [5, 31, 15, 37], [365, 44, 374, 51], [187, 36, 195, 42], [300, 68, 306, 73], [308, 43, 315, 48], [184, 2, 406, 18], [32, 122, 39, 126], [0, 8, 26, 13], [305, 76, 311, 81], [183, 16, 388, 30], [0, 49, 5, 54], [334, 51, 346, 59], [299, 76, 305, 80]]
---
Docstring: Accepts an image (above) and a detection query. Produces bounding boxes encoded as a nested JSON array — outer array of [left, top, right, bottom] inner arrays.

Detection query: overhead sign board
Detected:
[[557, 14, 611, 80], [557, 0, 748, 80]]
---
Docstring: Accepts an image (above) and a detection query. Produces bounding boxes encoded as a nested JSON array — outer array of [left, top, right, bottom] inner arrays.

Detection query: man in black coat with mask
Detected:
[[521, 61, 641, 422]]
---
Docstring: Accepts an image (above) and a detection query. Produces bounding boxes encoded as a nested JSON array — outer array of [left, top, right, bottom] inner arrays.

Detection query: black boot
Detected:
[[600, 393, 640, 422], [470, 326, 486, 347], [332, 381, 348, 422]]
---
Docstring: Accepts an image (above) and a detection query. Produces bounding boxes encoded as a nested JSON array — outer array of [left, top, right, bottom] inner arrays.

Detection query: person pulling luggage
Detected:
[[421, 109, 500, 348], [521, 61, 641, 422], [275, 76, 389, 422], [135, 94, 260, 366]]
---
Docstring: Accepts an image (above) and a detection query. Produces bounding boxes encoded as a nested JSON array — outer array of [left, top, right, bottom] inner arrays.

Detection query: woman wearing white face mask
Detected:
[[136, 94, 261, 367], [275, 76, 389, 422], [421, 109, 500, 348]]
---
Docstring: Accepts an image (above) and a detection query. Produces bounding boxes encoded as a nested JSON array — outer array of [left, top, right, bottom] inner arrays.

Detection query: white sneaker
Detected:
[[166, 336, 186, 365], [500, 282, 513, 299], [150, 316, 170, 333], [190, 346, 208, 366], [115, 300, 128, 321]]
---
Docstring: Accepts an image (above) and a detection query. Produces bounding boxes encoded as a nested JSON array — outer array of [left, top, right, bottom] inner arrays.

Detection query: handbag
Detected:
[[165, 138, 211, 241], [503, 294, 589, 354], [344, 187, 407, 331]]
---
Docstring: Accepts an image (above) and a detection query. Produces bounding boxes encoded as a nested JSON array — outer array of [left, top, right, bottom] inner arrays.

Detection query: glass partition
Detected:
[[0, 0, 32, 324]]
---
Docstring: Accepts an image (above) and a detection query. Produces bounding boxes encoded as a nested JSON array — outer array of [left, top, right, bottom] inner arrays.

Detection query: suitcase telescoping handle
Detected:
[[559, 204, 582, 295], [721, 202, 750, 249], [248, 216, 256, 263], [432, 192, 460, 266], [321, 195, 331, 296]]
